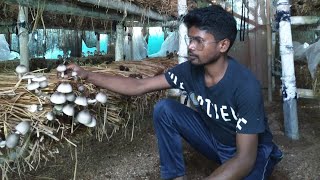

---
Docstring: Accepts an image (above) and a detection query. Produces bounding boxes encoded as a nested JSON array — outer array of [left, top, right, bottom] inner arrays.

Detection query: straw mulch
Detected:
[[294, 61, 320, 97], [0, 57, 178, 178]]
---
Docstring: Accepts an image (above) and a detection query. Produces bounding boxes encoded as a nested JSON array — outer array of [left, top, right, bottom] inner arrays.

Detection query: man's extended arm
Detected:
[[205, 134, 258, 180], [67, 64, 171, 96]]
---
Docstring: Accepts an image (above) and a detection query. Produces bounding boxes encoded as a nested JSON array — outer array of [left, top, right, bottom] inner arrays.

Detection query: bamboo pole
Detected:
[[3, 0, 136, 21], [78, 0, 170, 21], [178, 0, 188, 64], [175, 0, 189, 101], [115, 24, 124, 61], [277, 0, 299, 140], [17, 6, 29, 71], [291, 16, 320, 25]]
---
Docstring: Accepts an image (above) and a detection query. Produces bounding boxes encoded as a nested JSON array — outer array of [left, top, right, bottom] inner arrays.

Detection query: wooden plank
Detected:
[[297, 88, 319, 99]]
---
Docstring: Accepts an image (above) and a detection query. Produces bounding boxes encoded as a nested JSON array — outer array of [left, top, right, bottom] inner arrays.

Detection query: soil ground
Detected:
[[8, 95, 320, 180]]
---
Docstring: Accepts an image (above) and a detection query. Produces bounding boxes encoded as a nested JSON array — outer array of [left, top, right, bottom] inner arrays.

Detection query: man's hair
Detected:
[[183, 5, 237, 51]]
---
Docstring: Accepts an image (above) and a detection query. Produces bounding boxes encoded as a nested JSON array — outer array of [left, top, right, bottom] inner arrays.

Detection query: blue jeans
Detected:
[[153, 99, 283, 180]]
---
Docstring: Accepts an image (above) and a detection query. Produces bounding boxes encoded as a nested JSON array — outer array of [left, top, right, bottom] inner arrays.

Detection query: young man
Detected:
[[67, 5, 282, 180]]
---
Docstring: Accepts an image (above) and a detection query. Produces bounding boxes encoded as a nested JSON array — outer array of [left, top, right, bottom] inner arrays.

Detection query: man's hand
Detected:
[[67, 63, 89, 80], [206, 134, 258, 180]]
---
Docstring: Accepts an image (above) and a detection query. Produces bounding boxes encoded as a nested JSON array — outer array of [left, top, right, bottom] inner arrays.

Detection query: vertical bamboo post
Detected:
[[266, 0, 273, 102], [177, 0, 189, 104], [178, 0, 188, 64], [115, 24, 124, 61], [17, 6, 29, 70], [277, 0, 299, 140]]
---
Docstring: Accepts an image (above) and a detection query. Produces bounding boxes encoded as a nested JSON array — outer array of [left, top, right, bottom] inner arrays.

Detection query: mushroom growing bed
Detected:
[[0, 57, 177, 177]]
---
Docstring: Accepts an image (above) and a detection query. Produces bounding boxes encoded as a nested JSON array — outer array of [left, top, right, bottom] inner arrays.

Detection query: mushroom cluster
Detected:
[[0, 121, 31, 149], [14, 65, 49, 112], [47, 64, 108, 128]]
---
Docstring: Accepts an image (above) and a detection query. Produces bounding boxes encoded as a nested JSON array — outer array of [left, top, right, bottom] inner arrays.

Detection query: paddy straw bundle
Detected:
[[294, 61, 320, 97], [0, 57, 178, 178]]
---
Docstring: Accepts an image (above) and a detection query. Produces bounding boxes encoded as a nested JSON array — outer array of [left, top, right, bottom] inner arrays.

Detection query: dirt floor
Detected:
[[8, 95, 320, 180]]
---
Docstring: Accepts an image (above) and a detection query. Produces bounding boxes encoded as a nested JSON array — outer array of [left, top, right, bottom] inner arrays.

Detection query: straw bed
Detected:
[[0, 57, 178, 178]]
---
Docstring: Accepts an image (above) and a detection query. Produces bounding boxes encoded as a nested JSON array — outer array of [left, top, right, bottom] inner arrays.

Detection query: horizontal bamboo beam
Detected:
[[79, 0, 171, 21], [3, 0, 138, 22], [291, 16, 320, 25]]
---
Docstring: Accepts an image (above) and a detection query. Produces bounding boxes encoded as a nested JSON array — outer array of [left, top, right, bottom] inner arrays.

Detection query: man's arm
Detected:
[[206, 134, 258, 180], [67, 64, 171, 96]]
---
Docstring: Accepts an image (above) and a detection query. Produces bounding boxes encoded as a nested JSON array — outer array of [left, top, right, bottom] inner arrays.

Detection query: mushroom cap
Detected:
[[96, 92, 107, 104], [56, 82, 73, 93], [77, 85, 85, 92], [87, 98, 97, 104], [62, 104, 75, 116], [6, 133, 20, 148], [27, 82, 40, 91], [54, 104, 64, 111], [50, 92, 66, 104], [57, 64, 67, 72], [76, 110, 92, 125], [15, 65, 28, 75], [27, 104, 38, 113], [46, 111, 55, 121], [74, 96, 88, 106], [71, 71, 77, 77], [22, 74, 36, 80], [0, 140, 6, 148], [85, 117, 97, 127], [32, 75, 47, 82], [66, 92, 76, 102], [15, 121, 31, 135], [39, 80, 48, 88]]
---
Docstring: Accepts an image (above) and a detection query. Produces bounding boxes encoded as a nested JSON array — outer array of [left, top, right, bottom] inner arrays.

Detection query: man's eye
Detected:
[[194, 38, 201, 43]]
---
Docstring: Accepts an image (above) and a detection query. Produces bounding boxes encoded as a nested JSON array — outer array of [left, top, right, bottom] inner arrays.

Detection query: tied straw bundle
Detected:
[[0, 57, 178, 178]]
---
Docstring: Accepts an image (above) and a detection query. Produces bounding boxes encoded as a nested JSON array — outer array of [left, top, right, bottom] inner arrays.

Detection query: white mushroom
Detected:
[[66, 92, 76, 102], [74, 96, 88, 107], [57, 64, 67, 78], [95, 92, 107, 104], [57, 82, 73, 94], [71, 71, 78, 80], [39, 80, 48, 88], [62, 104, 75, 116], [87, 98, 97, 104], [54, 104, 64, 112], [27, 82, 40, 92], [77, 85, 85, 92], [15, 65, 28, 79], [46, 111, 55, 121], [27, 104, 38, 113], [0, 140, 6, 148], [50, 92, 66, 104], [6, 133, 20, 148], [22, 74, 36, 84], [15, 121, 31, 135], [32, 75, 47, 82], [85, 116, 97, 127], [76, 110, 92, 125]]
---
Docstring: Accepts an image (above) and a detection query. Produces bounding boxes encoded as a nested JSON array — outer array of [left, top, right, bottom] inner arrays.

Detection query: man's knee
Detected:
[[153, 99, 178, 121]]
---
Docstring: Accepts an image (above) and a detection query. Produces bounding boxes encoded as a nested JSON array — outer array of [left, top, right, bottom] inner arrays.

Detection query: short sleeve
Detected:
[[235, 81, 266, 134], [164, 61, 190, 90]]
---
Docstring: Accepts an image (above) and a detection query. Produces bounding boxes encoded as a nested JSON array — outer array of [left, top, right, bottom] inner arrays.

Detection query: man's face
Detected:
[[186, 26, 222, 66]]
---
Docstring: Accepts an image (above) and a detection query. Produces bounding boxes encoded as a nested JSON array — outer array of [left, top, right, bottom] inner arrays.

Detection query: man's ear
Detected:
[[219, 39, 231, 53]]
